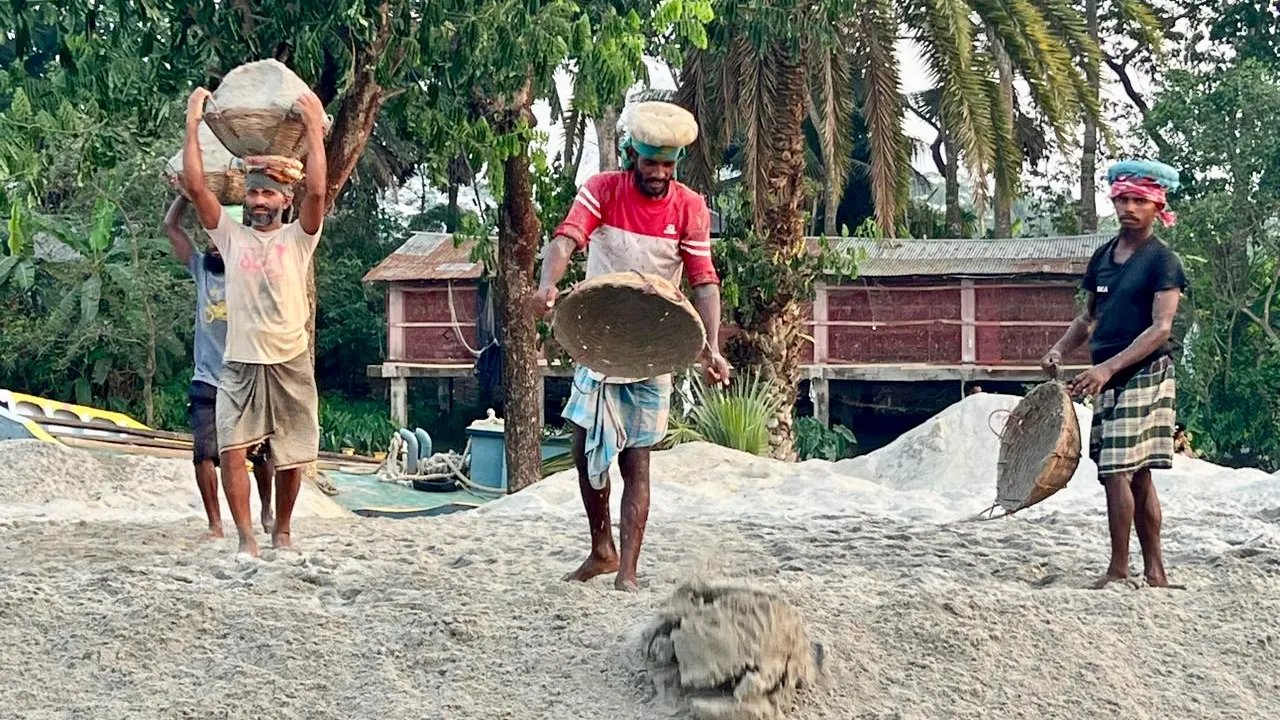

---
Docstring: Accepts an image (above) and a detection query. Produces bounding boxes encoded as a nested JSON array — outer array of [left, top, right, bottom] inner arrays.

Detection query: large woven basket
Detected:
[[994, 381, 1082, 514], [164, 164, 246, 206], [552, 271, 706, 378], [204, 106, 317, 160]]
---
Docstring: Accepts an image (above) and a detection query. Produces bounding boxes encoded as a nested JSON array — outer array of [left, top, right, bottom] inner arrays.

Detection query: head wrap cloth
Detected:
[[1107, 159, 1179, 227], [243, 155, 304, 196], [617, 101, 699, 170]]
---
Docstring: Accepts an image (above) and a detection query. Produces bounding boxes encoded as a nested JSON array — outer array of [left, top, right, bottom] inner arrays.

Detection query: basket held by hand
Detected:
[[552, 272, 706, 379]]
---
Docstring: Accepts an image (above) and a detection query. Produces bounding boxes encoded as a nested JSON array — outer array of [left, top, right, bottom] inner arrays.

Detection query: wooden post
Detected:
[[813, 281, 830, 363], [390, 376, 408, 429], [537, 375, 546, 428], [437, 378, 451, 415], [388, 286, 406, 361], [810, 375, 830, 429], [960, 279, 976, 364]]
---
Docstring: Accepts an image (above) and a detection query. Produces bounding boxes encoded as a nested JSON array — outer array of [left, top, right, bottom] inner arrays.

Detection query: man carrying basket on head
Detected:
[[534, 101, 731, 592], [180, 86, 329, 558], [1042, 159, 1187, 588]]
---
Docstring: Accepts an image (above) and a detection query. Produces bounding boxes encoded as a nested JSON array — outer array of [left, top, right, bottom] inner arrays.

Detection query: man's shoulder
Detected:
[[669, 180, 709, 211], [584, 171, 631, 193]]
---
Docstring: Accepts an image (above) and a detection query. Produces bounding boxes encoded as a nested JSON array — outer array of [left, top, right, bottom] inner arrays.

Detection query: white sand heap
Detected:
[[639, 581, 820, 720], [0, 440, 347, 522], [480, 392, 1280, 533]]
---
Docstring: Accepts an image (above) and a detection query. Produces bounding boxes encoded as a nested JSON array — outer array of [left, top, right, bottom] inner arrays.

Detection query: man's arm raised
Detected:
[[295, 91, 328, 236], [182, 89, 222, 231], [164, 195, 195, 268]]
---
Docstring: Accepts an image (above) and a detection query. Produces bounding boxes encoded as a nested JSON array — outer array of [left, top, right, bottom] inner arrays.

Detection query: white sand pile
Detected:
[[213, 59, 314, 113], [1, 394, 1278, 719], [0, 440, 347, 522], [639, 580, 819, 720]]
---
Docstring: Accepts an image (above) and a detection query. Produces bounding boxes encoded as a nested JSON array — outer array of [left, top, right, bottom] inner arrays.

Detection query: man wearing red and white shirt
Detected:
[[535, 102, 730, 592]]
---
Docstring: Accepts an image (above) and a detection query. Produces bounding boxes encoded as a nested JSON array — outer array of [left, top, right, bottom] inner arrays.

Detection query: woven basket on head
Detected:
[[164, 165, 246, 206], [992, 381, 1082, 515], [552, 271, 706, 378], [204, 106, 317, 160]]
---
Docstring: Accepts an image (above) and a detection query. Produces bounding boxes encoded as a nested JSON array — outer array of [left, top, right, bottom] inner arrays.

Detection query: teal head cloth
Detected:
[[617, 101, 699, 170], [619, 136, 688, 169]]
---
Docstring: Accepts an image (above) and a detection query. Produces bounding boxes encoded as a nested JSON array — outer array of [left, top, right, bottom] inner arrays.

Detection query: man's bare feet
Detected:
[[562, 550, 620, 582], [261, 511, 275, 535], [614, 576, 640, 593], [272, 531, 293, 550], [199, 527, 225, 542]]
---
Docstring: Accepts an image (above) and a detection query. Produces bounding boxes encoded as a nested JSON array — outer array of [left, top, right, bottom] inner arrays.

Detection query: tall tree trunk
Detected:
[[595, 105, 620, 172], [446, 182, 460, 232], [498, 143, 543, 491], [943, 124, 963, 237], [1079, 0, 1100, 233], [728, 56, 808, 462], [492, 84, 543, 492], [993, 41, 1016, 238]]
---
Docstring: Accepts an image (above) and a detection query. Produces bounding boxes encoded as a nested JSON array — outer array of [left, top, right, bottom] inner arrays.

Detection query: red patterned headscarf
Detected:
[[1109, 175, 1176, 227]]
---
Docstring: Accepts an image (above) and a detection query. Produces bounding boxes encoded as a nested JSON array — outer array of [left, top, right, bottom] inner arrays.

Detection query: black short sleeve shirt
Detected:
[[1082, 236, 1187, 378]]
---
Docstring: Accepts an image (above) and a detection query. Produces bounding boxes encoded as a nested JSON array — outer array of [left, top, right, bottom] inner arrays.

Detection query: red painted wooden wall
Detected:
[[388, 284, 480, 363]]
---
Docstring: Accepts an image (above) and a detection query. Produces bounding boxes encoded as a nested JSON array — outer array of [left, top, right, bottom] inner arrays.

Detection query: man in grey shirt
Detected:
[[165, 195, 274, 540]]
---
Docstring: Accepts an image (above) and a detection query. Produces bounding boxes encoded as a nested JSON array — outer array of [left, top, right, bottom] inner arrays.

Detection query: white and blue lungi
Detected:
[[561, 366, 673, 488]]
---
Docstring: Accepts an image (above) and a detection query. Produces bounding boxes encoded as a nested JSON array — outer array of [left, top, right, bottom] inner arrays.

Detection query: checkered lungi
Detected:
[[562, 366, 672, 488], [1090, 355, 1177, 481]]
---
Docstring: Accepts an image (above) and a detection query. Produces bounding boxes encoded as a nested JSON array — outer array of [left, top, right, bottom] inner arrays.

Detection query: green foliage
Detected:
[[687, 372, 781, 456], [793, 416, 856, 461], [1147, 58, 1280, 470], [713, 187, 861, 329], [318, 396, 398, 456]]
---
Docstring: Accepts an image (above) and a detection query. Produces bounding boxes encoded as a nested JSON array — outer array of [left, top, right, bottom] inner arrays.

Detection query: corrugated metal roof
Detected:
[[365, 231, 1110, 283], [824, 234, 1110, 278], [362, 232, 485, 282]]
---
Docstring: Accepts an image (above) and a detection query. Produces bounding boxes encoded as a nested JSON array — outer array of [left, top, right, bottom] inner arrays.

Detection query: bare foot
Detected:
[[237, 536, 260, 558], [1090, 570, 1129, 589], [261, 511, 275, 535], [199, 527, 225, 542], [614, 576, 640, 593], [562, 550, 620, 583], [1144, 572, 1185, 589], [272, 531, 293, 550]]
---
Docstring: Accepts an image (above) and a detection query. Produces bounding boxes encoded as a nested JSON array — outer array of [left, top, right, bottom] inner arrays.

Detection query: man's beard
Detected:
[[247, 206, 282, 227], [203, 252, 225, 275], [634, 170, 670, 198]]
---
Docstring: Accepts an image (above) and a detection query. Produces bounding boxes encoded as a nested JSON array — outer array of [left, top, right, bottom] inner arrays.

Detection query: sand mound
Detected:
[[639, 580, 819, 720], [0, 439, 347, 522]]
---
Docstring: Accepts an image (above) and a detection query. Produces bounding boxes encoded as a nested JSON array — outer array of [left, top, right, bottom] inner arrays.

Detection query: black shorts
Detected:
[[187, 381, 269, 466]]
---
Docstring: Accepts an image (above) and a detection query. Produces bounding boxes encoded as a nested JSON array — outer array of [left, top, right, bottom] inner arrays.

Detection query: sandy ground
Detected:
[[1, 394, 1279, 719]]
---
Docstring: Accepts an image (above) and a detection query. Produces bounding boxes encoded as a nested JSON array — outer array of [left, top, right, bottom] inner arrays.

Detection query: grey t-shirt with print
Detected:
[[187, 250, 228, 388]]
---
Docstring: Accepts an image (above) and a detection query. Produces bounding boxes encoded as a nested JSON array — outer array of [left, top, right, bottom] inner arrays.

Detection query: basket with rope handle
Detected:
[[975, 373, 1082, 520], [551, 271, 707, 379]]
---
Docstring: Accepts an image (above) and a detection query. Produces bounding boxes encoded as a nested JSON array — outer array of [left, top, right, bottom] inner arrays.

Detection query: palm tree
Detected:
[[675, 0, 1101, 459]]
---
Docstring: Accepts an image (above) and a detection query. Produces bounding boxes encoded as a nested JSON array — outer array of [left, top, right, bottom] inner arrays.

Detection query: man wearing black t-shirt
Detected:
[[1042, 160, 1187, 589]]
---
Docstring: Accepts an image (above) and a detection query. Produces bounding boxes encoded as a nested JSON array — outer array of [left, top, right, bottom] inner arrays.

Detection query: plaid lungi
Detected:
[[1090, 355, 1177, 481], [562, 367, 672, 488]]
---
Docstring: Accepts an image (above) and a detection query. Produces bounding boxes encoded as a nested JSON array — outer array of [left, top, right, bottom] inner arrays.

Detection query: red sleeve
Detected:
[[553, 174, 609, 251], [679, 192, 719, 286]]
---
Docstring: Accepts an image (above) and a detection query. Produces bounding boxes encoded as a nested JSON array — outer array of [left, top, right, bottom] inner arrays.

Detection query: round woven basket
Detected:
[[995, 381, 1082, 514], [204, 108, 314, 160], [166, 168, 246, 206], [552, 272, 706, 378]]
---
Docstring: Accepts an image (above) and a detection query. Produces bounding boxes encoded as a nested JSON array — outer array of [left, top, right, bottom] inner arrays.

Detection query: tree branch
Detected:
[[1103, 52, 1173, 156]]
